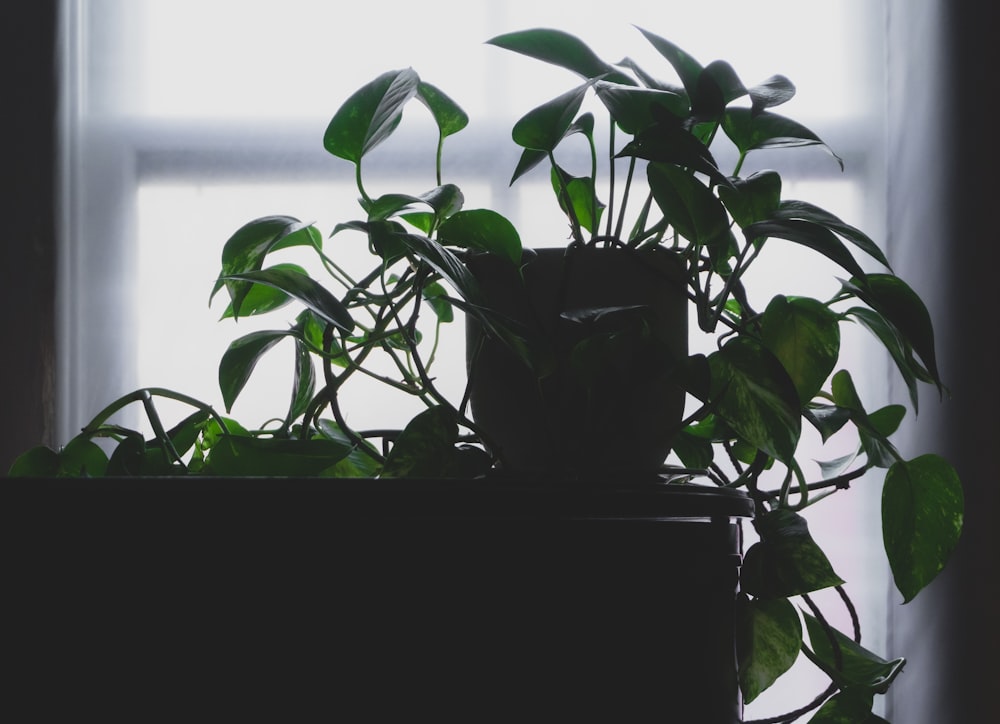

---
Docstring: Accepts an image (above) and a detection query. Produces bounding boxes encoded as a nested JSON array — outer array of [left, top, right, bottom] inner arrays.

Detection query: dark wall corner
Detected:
[[0, 2, 59, 474]]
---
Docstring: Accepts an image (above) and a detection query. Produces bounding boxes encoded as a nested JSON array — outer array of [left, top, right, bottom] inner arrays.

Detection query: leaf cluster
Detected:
[[483, 26, 962, 719]]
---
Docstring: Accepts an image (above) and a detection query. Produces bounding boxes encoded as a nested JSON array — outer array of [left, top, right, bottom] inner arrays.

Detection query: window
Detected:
[[60, 0, 889, 717]]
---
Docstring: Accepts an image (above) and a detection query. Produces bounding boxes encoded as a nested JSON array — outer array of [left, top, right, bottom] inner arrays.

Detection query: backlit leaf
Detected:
[[883, 455, 964, 602]]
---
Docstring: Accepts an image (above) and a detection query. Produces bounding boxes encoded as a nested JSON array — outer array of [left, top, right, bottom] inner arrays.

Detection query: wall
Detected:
[[886, 1, 1000, 720], [0, 2, 58, 473]]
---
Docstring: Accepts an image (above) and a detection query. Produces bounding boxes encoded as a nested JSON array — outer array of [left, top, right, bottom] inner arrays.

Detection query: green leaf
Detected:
[[803, 613, 905, 694], [723, 107, 844, 169], [749, 75, 796, 114], [647, 162, 735, 257], [592, 82, 688, 134], [371, 185, 466, 226], [773, 200, 890, 270], [846, 306, 923, 412], [718, 170, 782, 228], [736, 595, 802, 703], [106, 434, 158, 476], [670, 428, 715, 469], [212, 216, 314, 314], [219, 331, 289, 413], [882, 454, 964, 602], [437, 208, 523, 266], [219, 262, 309, 319], [742, 218, 867, 281], [323, 68, 420, 164], [809, 689, 888, 723], [840, 274, 944, 395], [395, 233, 483, 306], [551, 165, 604, 235], [205, 436, 354, 477], [509, 147, 549, 185], [222, 267, 354, 332], [635, 26, 704, 97], [691, 60, 746, 122], [868, 404, 906, 438], [831, 369, 900, 468], [707, 337, 801, 463], [217, 215, 309, 275], [759, 296, 840, 404], [8, 436, 109, 477], [803, 402, 852, 443], [7, 445, 62, 476], [486, 28, 635, 85], [380, 406, 459, 477], [421, 279, 454, 324], [511, 82, 591, 153], [416, 81, 469, 138], [288, 337, 316, 423], [622, 117, 731, 189], [742, 509, 844, 598], [315, 420, 383, 478], [366, 193, 426, 222]]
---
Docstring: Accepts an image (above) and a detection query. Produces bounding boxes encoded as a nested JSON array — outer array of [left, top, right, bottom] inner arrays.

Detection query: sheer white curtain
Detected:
[[59, 0, 888, 717]]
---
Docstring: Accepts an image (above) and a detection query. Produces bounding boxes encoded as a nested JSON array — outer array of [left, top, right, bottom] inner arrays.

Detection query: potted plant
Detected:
[[9, 25, 963, 723]]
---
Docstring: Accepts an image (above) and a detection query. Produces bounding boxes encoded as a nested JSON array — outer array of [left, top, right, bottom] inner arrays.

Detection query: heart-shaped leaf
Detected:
[[323, 68, 420, 164], [883, 454, 964, 602]]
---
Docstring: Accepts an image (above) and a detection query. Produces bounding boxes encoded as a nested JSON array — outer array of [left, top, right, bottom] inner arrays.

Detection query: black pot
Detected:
[[9, 478, 751, 722], [465, 246, 688, 477]]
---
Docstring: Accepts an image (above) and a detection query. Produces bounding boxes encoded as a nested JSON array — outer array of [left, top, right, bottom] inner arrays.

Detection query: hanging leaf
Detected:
[[840, 274, 944, 396], [741, 509, 844, 598], [773, 200, 890, 270], [219, 330, 290, 412], [883, 455, 964, 602], [742, 218, 867, 280], [707, 337, 801, 463], [845, 306, 924, 412], [735, 594, 802, 704], [759, 295, 841, 404], [809, 689, 889, 723], [803, 612, 906, 693]]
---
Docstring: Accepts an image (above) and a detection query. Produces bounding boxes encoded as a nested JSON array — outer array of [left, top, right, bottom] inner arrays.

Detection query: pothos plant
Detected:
[[10, 25, 962, 723]]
